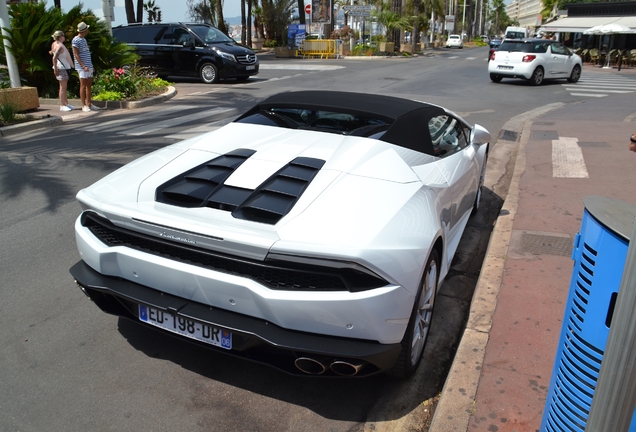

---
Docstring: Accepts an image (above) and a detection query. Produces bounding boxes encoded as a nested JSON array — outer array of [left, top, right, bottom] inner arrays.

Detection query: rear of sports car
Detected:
[[70, 122, 443, 377]]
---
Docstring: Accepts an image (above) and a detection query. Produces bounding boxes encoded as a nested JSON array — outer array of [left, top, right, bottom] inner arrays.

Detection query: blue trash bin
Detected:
[[541, 196, 636, 432]]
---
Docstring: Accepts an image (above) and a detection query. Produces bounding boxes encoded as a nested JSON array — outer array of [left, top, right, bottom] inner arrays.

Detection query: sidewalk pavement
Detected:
[[430, 66, 636, 431]]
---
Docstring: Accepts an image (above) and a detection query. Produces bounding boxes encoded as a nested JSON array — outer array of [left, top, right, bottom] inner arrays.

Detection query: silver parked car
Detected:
[[70, 91, 490, 378], [488, 39, 582, 85]]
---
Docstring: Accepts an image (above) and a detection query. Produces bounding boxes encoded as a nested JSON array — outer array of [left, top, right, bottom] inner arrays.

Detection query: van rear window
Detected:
[[505, 31, 525, 39]]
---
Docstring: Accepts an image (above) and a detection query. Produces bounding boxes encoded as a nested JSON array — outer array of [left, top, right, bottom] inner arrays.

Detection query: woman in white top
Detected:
[[51, 30, 75, 111]]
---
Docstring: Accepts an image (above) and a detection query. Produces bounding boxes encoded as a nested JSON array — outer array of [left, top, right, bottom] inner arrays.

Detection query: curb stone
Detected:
[[0, 115, 64, 138]]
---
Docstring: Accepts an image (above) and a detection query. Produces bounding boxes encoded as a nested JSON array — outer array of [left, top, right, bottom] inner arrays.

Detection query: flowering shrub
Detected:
[[93, 64, 171, 100]]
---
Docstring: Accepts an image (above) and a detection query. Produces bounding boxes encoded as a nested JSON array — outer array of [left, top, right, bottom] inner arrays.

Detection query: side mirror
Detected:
[[183, 40, 194, 48], [471, 124, 491, 146]]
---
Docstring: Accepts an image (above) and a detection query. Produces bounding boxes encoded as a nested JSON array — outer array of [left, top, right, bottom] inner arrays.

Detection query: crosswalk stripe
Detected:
[[569, 93, 607, 97], [118, 107, 235, 136], [84, 105, 197, 132], [164, 114, 237, 140], [564, 87, 634, 93]]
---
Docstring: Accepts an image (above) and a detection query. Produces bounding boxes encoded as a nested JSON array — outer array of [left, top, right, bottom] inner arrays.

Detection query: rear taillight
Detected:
[[522, 55, 536, 62], [490, 50, 496, 61]]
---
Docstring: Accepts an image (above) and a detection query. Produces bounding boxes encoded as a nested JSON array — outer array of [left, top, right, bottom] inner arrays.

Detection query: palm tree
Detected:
[[373, 1, 410, 43], [144, 0, 160, 22]]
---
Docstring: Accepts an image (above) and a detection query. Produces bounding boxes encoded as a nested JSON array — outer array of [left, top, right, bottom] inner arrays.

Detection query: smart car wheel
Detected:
[[490, 73, 502, 83], [530, 67, 544, 85], [390, 249, 439, 378], [567, 65, 581, 83], [200, 62, 219, 84]]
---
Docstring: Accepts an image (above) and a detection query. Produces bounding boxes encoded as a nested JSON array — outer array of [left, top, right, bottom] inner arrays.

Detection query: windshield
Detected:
[[189, 25, 234, 44]]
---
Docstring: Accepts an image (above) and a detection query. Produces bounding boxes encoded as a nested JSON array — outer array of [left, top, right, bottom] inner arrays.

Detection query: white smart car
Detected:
[[446, 34, 463, 48], [70, 91, 490, 378], [488, 39, 582, 85]]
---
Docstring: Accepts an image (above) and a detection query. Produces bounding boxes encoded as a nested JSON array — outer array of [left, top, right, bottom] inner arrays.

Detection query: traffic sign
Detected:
[[347, 11, 371, 17], [342, 5, 372, 11], [305, 4, 311, 14]]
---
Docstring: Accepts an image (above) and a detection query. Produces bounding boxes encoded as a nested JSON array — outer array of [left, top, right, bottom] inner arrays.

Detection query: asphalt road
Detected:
[[0, 47, 597, 431]]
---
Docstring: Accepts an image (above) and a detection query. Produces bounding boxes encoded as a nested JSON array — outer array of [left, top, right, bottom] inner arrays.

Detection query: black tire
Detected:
[[199, 62, 219, 84], [530, 67, 544, 86], [490, 73, 502, 83], [567, 64, 581, 83], [472, 151, 488, 216], [390, 249, 440, 378]]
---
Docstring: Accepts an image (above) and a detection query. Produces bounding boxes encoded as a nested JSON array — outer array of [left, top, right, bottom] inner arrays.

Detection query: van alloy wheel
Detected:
[[200, 63, 219, 84]]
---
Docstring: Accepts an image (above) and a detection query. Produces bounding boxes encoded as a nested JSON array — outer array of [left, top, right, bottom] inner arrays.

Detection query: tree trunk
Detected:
[[247, 0, 253, 46], [125, 0, 136, 23], [241, 0, 246, 44], [217, 0, 228, 34], [136, 0, 144, 22], [297, 0, 305, 24]]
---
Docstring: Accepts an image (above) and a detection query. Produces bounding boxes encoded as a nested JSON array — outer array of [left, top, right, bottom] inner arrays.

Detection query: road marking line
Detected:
[[552, 137, 588, 178]]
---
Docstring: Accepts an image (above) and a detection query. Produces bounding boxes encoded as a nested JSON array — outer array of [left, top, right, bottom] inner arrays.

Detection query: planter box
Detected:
[[275, 47, 297, 58], [251, 38, 264, 50], [400, 43, 423, 53], [0, 87, 39, 112], [379, 42, 394, 53]]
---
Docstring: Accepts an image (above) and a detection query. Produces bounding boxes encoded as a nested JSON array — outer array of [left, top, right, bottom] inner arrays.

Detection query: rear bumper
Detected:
[[70, 260, 401, 377], [488, 63, 533, 79]]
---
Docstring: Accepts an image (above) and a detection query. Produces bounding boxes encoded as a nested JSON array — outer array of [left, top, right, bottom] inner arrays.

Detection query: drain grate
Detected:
[[499, 130, 518, 141], [521, 233, 572, 256], [531, 131, 559, 141]]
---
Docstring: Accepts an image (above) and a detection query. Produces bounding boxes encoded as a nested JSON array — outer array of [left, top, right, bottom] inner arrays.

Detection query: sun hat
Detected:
[[52, 30, 65, 40], [77, 22, 90, 32]]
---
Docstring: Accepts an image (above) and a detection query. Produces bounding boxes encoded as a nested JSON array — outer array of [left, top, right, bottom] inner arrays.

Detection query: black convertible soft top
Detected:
[[235, 90, 447, 156]]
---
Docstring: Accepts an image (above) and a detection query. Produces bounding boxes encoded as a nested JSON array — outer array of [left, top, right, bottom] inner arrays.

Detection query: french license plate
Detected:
[[498, 65, 513, 70], [246, 65, 256, 70], [139, 304, 232, 350]]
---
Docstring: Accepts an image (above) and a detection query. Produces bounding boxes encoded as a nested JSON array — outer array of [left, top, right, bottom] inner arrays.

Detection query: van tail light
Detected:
[[489, 50, 496, 61], [522, 55, 536, 62]]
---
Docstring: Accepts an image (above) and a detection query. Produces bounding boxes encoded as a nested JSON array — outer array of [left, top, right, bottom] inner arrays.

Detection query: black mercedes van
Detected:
[[112, 23, 259, 84]]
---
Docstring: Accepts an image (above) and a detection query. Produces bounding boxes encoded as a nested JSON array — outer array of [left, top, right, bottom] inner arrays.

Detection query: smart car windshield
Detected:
[[189, 25, 234, 44]]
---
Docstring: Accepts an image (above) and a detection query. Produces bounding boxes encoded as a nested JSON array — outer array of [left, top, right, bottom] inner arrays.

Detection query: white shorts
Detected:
[[78, 68, 94, 79]]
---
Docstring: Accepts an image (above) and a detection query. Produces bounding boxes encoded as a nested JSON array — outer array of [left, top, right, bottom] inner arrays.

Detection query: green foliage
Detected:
[[93, 64, 170, 101], [93, 90, 124, 101], [351, 43, 378, 56], [0, 102, 18, 125], [372, 2, 411, 42], [263, 39, 278, 48], [260, 0, 297, 46], [2, 2, 139, 98]]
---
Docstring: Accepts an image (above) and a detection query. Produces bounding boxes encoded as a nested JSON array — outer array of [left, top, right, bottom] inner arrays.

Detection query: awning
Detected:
[[539, 16, 636, 33]]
